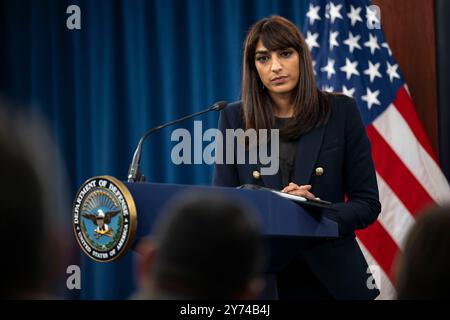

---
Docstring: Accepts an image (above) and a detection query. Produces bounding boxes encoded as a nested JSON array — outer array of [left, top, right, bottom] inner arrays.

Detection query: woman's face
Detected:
[[254, 39, 300, 97]]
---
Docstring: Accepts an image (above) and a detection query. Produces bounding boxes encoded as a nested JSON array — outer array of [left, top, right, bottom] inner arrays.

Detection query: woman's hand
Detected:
[[281, 182, 319, 200]]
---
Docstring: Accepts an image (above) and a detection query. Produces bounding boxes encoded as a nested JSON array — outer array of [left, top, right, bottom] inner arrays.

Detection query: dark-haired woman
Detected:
[[213, 15, 381, 299]]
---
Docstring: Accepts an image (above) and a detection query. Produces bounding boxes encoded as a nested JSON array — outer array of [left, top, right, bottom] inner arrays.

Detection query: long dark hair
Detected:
[[241, 15, 330, 139]]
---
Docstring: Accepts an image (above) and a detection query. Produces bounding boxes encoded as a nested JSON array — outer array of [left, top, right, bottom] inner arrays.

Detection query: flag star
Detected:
[[343, 32, 362, 53], [366, 6, 380, 26], [312, 60, 317, 75], [320, 58, 336, 79], [386, 61, 400, 82], [342, 85, 356, 98], [364, 33, 380, 55], [363, 61, 382, 82], [328, 2, 343, 23], [322, 85, 334, 92], [305, 31, 320, 50], [382, 42, 392, 56], [347, 5, 363, 26], [306, 4, 321, 25], [361, 87, 381, 110], [329, 31, 339, 50], [340, 58, 360, 80]]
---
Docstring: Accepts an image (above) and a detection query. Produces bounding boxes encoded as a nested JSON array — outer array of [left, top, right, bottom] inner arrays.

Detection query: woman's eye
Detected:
[[256, 56, 270, 63], [280, 50, 292, 58]]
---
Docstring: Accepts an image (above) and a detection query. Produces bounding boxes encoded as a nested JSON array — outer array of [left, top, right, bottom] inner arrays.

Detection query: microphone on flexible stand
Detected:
[[127, 101, 228, 182]]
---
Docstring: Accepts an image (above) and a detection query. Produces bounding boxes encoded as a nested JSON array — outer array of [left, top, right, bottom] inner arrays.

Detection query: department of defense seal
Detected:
[[72, 176, 137, 262]]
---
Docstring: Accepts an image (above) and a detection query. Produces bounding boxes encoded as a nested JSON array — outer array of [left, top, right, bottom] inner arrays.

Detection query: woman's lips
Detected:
[[270, 76, 289, 84]]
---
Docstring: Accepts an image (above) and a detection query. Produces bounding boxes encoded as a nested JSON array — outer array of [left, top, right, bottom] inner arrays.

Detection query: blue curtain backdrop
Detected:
[[0, 0, 307, 299]]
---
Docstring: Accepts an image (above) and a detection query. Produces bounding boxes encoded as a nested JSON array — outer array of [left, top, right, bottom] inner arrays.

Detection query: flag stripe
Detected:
[[393, 86, 438, 162], [376, 173, 415, 249], [356, 220, 400, 283], [373, 104, 450, 205], [367, 124, 435, 215]]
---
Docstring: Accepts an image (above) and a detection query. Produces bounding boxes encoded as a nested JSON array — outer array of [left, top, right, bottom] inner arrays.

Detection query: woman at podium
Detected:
[[213, 15, 381, 300]]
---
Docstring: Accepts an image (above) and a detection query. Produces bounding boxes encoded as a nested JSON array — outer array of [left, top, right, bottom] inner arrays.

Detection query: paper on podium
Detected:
[[237, 184, 334, 209]]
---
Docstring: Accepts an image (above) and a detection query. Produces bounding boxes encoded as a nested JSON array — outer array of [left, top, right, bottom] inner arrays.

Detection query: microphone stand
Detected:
[[127, 101, 228, 182]]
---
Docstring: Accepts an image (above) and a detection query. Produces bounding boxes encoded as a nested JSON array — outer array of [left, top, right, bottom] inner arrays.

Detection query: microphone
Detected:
[[127, 100, 228, 182]]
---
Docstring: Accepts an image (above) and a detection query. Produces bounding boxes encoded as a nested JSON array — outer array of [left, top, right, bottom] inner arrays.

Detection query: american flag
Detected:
[[303, 0, 450, 299]]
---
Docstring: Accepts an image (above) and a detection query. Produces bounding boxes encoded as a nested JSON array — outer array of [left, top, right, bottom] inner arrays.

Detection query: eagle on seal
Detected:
[[82, 209, 120, 238]]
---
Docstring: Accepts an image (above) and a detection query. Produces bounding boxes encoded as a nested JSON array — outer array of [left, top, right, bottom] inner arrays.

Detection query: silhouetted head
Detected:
[[0, 102, 69, 299], [396, 205, 450, 299], [137, 191, 266, 300]]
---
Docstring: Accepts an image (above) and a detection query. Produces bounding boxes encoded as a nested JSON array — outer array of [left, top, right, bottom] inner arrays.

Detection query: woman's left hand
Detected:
[[281, 182, 319, 200]]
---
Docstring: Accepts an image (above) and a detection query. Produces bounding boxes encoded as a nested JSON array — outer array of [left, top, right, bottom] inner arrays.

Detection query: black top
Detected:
[[274, 117, 299, 188]]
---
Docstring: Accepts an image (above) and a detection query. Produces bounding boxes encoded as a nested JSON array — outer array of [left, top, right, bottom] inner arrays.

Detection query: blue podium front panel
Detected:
[[125, 182, 338, 272]]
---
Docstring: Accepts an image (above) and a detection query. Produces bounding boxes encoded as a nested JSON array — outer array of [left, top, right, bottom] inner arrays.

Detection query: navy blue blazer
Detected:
[[213, 95, 381, 299]]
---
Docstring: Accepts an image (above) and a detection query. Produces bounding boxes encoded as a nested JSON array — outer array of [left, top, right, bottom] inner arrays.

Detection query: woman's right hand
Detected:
[[281, 182, 319, 200]]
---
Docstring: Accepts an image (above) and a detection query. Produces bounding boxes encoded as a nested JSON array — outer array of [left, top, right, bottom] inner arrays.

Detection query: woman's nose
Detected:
[[271, 57, 282, 72]]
